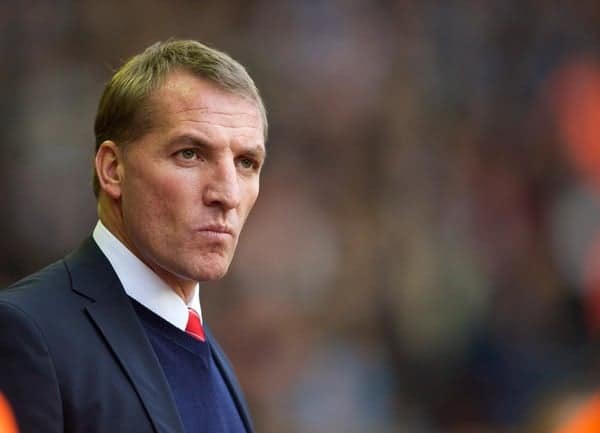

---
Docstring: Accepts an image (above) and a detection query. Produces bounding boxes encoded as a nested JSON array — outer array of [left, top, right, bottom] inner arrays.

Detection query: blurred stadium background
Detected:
[[2, 2, 600, 432]]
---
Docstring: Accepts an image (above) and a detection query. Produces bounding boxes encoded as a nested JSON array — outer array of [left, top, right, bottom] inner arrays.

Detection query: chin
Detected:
[[195, 269, 228, 282], [190, 258, 231, 282]]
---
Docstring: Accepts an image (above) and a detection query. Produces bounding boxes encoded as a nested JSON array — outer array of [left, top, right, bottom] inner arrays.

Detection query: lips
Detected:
[[197, 224, 234, 236]]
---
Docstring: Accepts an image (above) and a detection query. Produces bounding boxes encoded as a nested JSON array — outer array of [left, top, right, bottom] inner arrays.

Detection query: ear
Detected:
[[95, 140, 124, 200]]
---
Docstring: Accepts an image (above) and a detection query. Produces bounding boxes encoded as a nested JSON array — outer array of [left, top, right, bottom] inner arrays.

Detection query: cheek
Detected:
[[146, 162, 193, 196], [124, 170, 188, 224], [241, 183, 260, 219]]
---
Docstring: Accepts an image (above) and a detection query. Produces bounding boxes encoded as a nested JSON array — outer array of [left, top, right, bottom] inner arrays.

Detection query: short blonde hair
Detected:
[[93, 39, 267, 197]]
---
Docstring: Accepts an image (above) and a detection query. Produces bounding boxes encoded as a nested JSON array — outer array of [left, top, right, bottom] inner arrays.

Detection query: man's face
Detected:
[[116, 70, 265, 284]]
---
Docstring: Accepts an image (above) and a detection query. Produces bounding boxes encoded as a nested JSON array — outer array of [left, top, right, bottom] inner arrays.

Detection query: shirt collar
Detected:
[[92, 220, 202, 329]]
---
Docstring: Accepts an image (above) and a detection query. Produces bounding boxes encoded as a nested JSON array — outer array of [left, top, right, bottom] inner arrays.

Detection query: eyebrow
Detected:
[[242, 143, 267, 161]]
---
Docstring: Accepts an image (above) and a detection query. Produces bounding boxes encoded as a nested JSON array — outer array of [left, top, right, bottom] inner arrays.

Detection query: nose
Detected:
[[202, 159, 241, 210]]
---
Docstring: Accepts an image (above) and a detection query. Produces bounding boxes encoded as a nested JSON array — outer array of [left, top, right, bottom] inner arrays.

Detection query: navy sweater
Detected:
[[132, 300, 247, 433]]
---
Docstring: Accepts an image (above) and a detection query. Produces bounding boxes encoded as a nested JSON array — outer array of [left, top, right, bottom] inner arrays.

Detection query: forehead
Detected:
[[148, 71, 264, 139]]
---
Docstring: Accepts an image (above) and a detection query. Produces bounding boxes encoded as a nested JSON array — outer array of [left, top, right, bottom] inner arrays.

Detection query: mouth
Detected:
[[197, 224, 235, 237]]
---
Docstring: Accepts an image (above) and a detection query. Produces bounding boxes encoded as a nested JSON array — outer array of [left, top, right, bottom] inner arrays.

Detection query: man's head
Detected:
[[93, 40, 267, 292], [94, 39, 267, 197]]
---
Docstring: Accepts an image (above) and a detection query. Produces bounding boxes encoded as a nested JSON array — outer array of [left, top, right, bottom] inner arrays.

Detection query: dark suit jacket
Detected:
[[0, 237, 254, 433]]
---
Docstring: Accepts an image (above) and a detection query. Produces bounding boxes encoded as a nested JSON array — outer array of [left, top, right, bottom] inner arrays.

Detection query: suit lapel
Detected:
[[65, 238, 185, 433], [205, 327, 255, 433]]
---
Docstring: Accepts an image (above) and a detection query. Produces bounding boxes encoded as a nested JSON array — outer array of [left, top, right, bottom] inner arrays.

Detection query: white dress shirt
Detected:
[[92, 220, 202, 329]]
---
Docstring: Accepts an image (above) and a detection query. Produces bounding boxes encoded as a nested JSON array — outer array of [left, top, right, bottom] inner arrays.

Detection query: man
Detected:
[[0, 39, 267, 433]]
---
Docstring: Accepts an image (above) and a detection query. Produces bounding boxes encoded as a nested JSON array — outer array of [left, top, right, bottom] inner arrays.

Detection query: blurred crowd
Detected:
[[3, 1, 600, 432]]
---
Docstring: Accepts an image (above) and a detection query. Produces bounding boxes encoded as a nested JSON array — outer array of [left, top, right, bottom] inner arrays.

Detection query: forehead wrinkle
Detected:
[[173, 106, 259, 116], [174, 108, 263, 134], [171, 107, 261, 128], [171, 118, 264, 146], [179, 118, 262, 131]]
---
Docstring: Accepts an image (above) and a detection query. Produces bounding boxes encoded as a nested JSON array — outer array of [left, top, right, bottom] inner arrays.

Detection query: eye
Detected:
[[179, 149, 198, 160], [237, 157, 258, 171]]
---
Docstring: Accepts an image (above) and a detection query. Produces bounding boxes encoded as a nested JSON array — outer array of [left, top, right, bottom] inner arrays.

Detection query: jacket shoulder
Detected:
[[0, 259, 72, 310]]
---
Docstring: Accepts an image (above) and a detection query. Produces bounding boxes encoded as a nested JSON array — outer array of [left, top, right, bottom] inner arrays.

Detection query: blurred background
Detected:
[[2, 1, 600, 432]]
